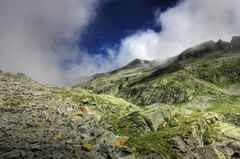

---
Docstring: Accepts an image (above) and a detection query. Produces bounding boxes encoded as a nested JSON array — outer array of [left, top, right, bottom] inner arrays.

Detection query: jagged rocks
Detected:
[[168, 136, 189, 153], [197, 145, 227, 159], [0, 72, 135, 159], [116, 105, 175, 135]]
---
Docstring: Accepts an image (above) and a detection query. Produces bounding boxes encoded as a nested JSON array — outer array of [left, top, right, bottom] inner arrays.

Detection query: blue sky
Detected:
[[0, 0, 240, 85], [80, 0, 178, 55]]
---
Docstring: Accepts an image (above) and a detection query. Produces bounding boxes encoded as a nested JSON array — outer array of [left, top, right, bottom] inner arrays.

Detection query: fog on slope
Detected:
[[0, 0, 114, 86]]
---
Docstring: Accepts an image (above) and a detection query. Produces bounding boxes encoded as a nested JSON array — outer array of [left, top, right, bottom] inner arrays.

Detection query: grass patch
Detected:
[[127, 130, 179, 158], [208, 96, 240, 113]]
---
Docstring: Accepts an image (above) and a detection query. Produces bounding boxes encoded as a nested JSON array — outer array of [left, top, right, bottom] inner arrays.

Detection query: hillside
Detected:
[[78, 36, 240, 107], [0, 72, 137, 158], [76, 36, 240, 158], [0, 36, 240, 159]]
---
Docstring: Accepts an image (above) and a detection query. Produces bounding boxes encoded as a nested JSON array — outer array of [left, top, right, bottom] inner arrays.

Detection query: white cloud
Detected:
[[0, 0, 104, 86], [114, 0, 240, 66]]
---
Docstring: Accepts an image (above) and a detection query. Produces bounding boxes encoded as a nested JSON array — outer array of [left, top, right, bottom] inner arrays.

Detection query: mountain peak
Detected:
[[178, 35, 240, 61], [123, 58, 150, 69]]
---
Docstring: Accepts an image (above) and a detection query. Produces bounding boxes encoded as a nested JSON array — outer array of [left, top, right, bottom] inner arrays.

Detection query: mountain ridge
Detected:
[[78, 36, 240, 85], [77, 36, 240, 106]]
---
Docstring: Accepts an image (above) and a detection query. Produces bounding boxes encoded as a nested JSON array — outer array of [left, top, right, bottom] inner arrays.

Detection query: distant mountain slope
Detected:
[[77, 36, 240, 107]]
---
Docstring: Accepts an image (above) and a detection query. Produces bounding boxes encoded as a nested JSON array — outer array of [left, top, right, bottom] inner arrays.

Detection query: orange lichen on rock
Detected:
[[111, 136, 129, 148], [82, 144, 93, 150]]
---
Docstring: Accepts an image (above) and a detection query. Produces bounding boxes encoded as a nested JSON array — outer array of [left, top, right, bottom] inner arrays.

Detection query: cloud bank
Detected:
[[0, 0, 111, 85], [114, 0, 240, 66]]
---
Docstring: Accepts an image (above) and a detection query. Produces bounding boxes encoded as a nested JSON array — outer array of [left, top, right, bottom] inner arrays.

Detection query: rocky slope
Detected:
[[0, 72, 136, 158], [0, 36, 240, 159]]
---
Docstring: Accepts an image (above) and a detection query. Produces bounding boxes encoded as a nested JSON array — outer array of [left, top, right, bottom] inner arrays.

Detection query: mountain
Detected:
[[1, 36, 240, 159], [75, 36, 240, 158], [77, 36, 240, 107]]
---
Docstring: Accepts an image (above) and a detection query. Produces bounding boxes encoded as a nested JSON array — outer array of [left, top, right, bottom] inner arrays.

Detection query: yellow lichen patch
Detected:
[[55, 132, 64, 140], [111, 136, 129, 148], [74, 111, 84, 117], [80, 106, 90, 113], [73, 111, 84, 121], [82, 144, 93, 150]]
